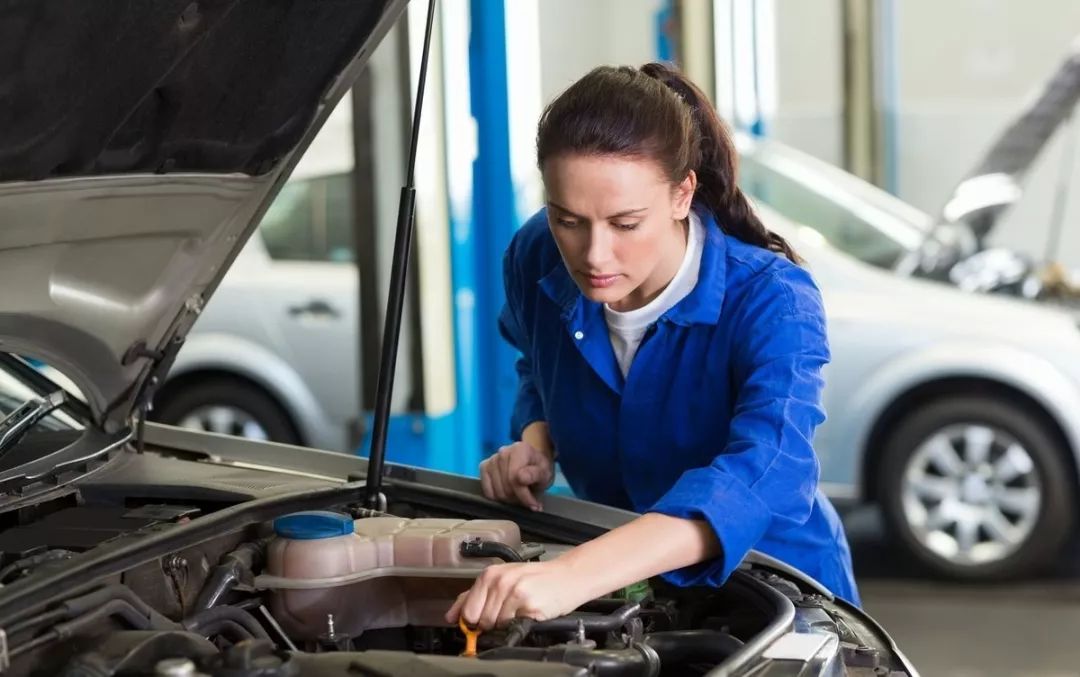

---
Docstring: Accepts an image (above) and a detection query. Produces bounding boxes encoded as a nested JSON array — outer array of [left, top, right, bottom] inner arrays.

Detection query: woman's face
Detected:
[[542, 154, 696, 312]]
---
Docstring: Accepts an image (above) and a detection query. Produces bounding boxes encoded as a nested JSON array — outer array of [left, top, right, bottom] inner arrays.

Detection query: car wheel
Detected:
[[153, 378, 301, 446], [878, 396, 1074, 580]]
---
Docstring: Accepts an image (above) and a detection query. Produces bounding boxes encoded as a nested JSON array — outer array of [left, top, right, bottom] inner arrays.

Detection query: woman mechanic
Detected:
[[446, 62, 860, 630]]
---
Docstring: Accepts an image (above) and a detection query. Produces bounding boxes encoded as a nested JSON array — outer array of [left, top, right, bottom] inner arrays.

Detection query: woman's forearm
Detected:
[[522, 421, 555, 461], [556, 513, 721, 600]]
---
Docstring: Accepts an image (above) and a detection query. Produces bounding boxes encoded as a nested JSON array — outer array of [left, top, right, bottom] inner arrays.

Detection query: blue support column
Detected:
[[656, 0, 674, 62], [469, 0, 519, 458]]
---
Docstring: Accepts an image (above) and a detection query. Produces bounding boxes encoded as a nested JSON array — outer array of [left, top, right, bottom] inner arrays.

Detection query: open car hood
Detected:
[[0, 0, 405, 434], [936, 36, 1080, 240]]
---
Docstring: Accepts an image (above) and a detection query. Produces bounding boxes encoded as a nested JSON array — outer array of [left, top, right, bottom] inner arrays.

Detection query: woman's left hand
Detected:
[[444, 560, 588, 630]]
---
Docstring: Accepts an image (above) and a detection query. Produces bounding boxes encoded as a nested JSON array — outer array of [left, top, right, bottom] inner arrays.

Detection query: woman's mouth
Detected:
[[584, 273, 621, 289]]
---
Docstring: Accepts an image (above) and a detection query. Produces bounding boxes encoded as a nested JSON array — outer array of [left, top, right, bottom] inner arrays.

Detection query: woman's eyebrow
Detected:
[[547, 202, 647, 219]]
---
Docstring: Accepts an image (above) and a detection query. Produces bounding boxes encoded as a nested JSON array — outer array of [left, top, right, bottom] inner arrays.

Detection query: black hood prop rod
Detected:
[[365, 0, 438, 510]]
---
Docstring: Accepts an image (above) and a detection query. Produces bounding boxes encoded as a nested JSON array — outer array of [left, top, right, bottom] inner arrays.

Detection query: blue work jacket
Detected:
[[498, 206, 860, 606]]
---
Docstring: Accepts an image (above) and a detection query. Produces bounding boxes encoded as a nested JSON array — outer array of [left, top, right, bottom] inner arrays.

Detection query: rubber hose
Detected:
[[184, 605, 271, 641], [480, 645, 660, 677], [460, 540, 523, 563], [644, 630, 744, 665], [530, 603, 642, 633], [53, 599, 177, 639]]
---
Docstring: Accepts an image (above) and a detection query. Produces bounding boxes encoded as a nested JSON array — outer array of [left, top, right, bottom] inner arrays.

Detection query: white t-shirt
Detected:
[[604, 210, 706, 378]]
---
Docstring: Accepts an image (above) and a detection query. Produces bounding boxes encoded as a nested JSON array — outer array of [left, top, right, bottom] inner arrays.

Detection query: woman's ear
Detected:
[[672, 170, 697, 220]]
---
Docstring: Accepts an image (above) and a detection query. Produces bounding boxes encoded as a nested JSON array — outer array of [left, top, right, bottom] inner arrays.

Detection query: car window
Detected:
[[739, 156, 910, 269], [259, 173, 355, 263]]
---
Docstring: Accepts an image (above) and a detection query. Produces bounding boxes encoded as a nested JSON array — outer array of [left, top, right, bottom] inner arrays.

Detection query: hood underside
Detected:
[[938, 37, 1080, 238], [0, 0, 405, 432]]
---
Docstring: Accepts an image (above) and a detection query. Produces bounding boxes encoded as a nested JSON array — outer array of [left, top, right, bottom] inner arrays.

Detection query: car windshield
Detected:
[[0, 357, 83, 433], [738, 149, 925, 269]]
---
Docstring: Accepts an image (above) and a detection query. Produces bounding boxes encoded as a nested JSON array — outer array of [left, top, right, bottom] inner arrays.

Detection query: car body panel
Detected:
[[170, 234, 360, 451], [762, 208, 1080, 499]]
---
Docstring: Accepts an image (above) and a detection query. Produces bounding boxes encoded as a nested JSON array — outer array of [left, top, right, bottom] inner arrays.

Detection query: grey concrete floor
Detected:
[[843, 506, 1080, 677]]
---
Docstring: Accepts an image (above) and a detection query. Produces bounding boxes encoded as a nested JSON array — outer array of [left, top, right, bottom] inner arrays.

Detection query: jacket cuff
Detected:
[[648, 467, 773, 587]]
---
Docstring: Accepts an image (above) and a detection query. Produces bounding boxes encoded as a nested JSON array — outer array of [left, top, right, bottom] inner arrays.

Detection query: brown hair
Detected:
[[536, 62, 800, 263]]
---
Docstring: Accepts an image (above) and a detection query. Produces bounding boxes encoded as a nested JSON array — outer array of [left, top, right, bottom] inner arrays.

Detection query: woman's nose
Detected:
[[584, 225, 614, 268]]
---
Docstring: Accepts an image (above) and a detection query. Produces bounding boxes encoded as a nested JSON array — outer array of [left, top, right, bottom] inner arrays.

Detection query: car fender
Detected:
[[837, 342, 1080, 499], [165, 332, 332, 446]]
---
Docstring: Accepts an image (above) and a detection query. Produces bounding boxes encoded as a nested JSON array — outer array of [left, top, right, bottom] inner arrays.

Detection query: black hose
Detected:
[[480, 644, 661, 677], [194, 539, 269, 612], [184, 605, 271, 641], [578, 599, 672, 628], [52, 599, 167, 639], [460, 540, 523, 563], [531, 603, 641, 634], [61, 585, 179, 631], [483, 630, 741, 675], [199, 619, 256, 644], [12, 600, 269, 660], [11, 585, 180, 639], [504, 618, 536, 647], [9, 630, 57, 659], [7, 608, 67, 637], [0, 549, 74, 584], [644, 630, 744, 665], [8, 585, 183, 658]]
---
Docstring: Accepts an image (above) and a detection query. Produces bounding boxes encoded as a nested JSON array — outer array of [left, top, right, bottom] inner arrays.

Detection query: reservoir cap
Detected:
[[273, 511, 354, 540]]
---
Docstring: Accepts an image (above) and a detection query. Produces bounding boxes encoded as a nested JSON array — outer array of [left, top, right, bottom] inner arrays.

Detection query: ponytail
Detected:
[[639, 62, 800, 263]]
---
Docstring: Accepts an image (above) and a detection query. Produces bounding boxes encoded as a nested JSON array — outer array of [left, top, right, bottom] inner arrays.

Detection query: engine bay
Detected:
[[0, 474, 908, 677]]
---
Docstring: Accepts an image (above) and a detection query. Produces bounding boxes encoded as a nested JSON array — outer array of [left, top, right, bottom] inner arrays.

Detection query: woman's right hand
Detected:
[[479, 440, 555, 511]]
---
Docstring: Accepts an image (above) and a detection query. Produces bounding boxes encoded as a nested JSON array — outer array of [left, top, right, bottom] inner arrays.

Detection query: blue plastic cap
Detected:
[[273, 511, 354, 540]]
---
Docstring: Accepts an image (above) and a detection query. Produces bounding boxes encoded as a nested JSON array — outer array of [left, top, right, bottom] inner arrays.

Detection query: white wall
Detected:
[[769, 0, 844, 167], [535, 0, 664, 103]]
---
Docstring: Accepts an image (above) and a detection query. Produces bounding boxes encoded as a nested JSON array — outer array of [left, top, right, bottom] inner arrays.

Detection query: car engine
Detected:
[[0, 491, 906, 677]]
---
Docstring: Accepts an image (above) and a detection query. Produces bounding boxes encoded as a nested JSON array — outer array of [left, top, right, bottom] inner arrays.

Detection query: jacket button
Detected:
[[573, 331, 584, 340]]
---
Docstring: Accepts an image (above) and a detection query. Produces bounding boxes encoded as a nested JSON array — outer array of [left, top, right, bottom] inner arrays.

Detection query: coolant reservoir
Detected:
[[266, 511, 521, 639]]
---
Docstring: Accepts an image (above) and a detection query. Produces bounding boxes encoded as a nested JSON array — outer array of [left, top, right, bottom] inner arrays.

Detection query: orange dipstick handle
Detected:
[[459, 617, 480, 657]]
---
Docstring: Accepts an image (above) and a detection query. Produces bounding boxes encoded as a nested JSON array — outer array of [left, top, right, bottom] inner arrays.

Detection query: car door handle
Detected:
[[288, 299, 341, 319]]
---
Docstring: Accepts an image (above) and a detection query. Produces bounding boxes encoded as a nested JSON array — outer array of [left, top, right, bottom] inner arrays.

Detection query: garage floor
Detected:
[[845, 507, 1080, 677]]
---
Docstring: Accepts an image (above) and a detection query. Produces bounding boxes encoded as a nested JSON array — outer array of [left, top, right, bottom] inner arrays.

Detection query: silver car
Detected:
[[152, 173, 361, 452], [741, 134, 1080, 580]]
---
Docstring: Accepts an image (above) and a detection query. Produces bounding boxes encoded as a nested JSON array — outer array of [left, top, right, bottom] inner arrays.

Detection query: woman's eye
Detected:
[[613, 222, 640, 231], [556, 218, 578, 228]]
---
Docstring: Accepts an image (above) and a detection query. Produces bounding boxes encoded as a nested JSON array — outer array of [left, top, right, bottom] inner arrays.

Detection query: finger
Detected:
[[496, 594, 520, 627], [462, 576, 490, 627], [480, 576, 512, 631], [479, 461, 496, 500], [489, 453, 511, 502], [517, 464, 552, 489], [445, 591, 468, 624], [505, 446, 532, 484], [512, 483, 540, 511], [507, 454, 542, 509], [504, 451, 538, 508]]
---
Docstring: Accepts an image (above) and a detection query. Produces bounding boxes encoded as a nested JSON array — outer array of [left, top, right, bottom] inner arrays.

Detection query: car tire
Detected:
[[153, 377, 301, 446], [878, 396, 1074, 580]]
